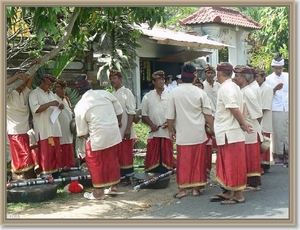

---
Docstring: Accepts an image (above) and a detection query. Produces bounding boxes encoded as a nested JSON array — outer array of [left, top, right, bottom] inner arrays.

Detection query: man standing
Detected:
[[164, 74, 173, 92], [109, 69, 136, 185], [256, 68, 273, 173], [170, 74, 182, 90], [166, 63, 214, 198], [202, 64, 219, 176], [233, 65, 263, 191], [141, 70, 173, 174], [7, 69, 39, 180], [210, 62, 252, 205], [265, 56, 289, 166], [203, 64, 220, 113], [29, 73, 63, 179], [74, 74, 123, 200], [54, 79, 75, 168], [248, 68, 263, 112]]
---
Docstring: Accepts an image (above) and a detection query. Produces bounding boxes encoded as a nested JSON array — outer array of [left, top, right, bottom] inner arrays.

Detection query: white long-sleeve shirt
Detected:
[[265, 72, 289, 112]]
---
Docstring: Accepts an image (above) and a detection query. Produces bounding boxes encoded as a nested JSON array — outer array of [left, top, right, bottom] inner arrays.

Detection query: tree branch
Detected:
[[7, 9, 80, 93]]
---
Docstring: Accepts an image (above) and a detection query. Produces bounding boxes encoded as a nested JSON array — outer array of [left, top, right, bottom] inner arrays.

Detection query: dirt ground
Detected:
[[7, 165, 217, 219]]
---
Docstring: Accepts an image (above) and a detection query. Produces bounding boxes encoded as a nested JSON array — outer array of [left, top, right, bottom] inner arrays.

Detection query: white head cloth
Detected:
[[271, 58, 284, 66]]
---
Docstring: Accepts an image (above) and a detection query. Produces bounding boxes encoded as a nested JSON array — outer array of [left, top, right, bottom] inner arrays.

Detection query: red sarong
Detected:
[[86, 140, 120, 188], [261, 133, 271, 165], [118, 139, 134, 169], [38, 137, 60, 174], [216, 141, 247, 191], [245, 135, 261, 177], [59, 144, 75, 167], [8, 134, 34, 173], [144, 137, 173, 171], [176, 143, 207, 189]]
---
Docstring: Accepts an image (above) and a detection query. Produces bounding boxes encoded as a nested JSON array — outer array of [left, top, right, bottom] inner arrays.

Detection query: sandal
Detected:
[[243, 186, 255, 192], [209, 194, 229, 202], [173, 192, 187, 199], [104, 189, 124, 195], [83, 192, 105, 200], [253, 186, 261, 191], [221, 198, 245, 205], [244, 186, 260, 192]]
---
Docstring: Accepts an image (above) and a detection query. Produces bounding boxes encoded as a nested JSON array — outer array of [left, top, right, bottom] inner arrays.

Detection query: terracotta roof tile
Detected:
[[179, 7, 263, 29]]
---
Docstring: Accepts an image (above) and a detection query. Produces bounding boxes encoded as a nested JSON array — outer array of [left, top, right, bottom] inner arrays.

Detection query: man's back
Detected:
[[75, 89, 123, 151], [166, 84, 211, 145], [214, 79, 245, 146]]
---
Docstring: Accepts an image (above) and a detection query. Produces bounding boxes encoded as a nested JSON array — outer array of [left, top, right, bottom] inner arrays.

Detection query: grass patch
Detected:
[[133, 122, 148, 149]]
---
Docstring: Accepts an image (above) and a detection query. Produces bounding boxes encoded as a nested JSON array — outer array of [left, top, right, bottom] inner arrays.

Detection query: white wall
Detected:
[[193, 24, 251, 67]]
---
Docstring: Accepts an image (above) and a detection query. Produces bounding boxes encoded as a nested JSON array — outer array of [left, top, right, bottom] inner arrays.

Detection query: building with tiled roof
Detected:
[[179, 7, 263, 29], [179, 7, 263, 67]]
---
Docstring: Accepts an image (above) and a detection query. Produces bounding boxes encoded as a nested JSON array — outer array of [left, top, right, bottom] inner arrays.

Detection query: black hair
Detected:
[[182, 63, 196, 73], [75, 74, 92, 95], [181, 76, 194, 83]]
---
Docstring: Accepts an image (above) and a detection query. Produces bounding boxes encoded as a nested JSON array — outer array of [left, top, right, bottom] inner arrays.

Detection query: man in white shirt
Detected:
[[29, 73, 63, 179], [166, 63, 214, 199], [202, 64, 219, 176], [7, 70, 39, 180], [265, 57, 289, 166], [248, 68, 263, 112], [203, 64, 220, 113], [256, 68, 273, 173], [109, 69, 136, 186], [163, 74, 173, 92], [170, 74, 182, 90], [233, 65, 263, 191], [54, 79, 75, 168], [74, 74, 123, 200], [210, 62, 252, 205], [141, 70, 173, 174]]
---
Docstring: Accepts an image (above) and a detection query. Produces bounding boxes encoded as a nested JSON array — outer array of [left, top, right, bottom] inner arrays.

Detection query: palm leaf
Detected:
[[50, 52, 76, 78], [66, 87, 81, 109]]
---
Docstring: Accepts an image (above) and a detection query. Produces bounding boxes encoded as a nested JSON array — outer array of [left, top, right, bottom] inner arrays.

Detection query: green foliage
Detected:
[[218, 48, 229, 63], [7, 7, 168, 82], [65, 87, 81, 110], [50, 52, 76, 78], [133, 122, 148, 149], [32, 66, 46, 89], [243, 7, 289, 70], [162, 7, 199, 31], [96, 7, 167, 81], [249, 46, 274, 74], [258, 7, 289, 54], [234, 7, 262, 22]]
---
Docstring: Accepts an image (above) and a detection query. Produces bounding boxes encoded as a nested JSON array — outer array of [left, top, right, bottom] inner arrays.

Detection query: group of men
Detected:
[[140, 57, 288, 205], [7, 59, 76, 181], [6, 56, 289, 204], [74, 70, 176, 199]]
